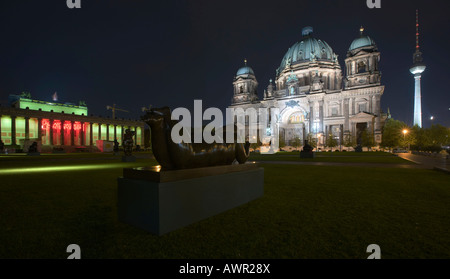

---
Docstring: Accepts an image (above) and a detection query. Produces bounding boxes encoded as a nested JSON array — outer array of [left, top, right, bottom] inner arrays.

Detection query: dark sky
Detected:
[[0, 0, 449, 127]]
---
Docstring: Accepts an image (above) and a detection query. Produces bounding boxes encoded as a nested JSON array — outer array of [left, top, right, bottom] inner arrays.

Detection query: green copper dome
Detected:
[[236, 66, 255, 76], [278, 27, 337, 73], [349, 27, 376, 51]]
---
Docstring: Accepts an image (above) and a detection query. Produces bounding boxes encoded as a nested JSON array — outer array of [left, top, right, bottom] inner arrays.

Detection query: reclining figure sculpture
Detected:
[[142, 107, 250, 170]]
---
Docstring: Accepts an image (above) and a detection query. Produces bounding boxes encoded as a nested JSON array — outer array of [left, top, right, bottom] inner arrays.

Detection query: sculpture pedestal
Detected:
[[300, 151, 315, 158], [118, 163, 264, 235]]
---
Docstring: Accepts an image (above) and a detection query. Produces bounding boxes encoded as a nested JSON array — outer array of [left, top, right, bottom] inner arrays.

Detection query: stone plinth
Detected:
[[118, 163, 264, 235]]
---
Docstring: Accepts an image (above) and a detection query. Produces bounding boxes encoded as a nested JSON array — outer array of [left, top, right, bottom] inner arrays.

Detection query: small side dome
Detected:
[[349, 27, 377, 51], [236, 59, 255, 76]]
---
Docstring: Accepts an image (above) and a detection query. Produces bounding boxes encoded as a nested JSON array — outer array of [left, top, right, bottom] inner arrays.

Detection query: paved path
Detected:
[[252, 160, 421, 169], [397, 153, 450, 172], [252, 153, 450, 172]]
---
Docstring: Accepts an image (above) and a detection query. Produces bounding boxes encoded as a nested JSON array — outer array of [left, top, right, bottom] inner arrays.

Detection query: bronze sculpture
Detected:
[[142, 107, 250, 170], [123, 129, 135, 156]]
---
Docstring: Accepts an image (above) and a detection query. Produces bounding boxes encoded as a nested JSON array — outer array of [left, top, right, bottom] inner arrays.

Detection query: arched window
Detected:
[[358, 61, 366, 73], [321, 48, 327, 59], [288, 112, 305, 124]]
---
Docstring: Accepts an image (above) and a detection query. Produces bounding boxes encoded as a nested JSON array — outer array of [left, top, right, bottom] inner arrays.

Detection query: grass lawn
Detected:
[[0, 152, 449, 258]]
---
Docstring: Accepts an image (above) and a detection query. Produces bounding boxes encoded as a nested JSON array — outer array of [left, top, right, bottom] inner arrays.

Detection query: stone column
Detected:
[[50, 119, 54, 146], [309, 102, 314, 134], [81, 122, 85, 146], [352, 97, 356, 115], [121, 125, 124, 143], [70, 121, 74, 146], [89, 123, 93, 146], [319, 101, 324, 133], [25, 117, 30, 140], [11, 116, 16, 146], [61, 121, 65, 146], [344, 98, 350, 132], [106, 124, 110, 141], [98, 123, 101, 141], [375, 95, 381, 131], [114, 125, 117, 141], [135, 126, 138, 145], [0, 117, 2, 142], [37, 118, 42, 142]]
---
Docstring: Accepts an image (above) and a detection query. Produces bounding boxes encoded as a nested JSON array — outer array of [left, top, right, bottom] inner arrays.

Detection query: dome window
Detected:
[[358, 61, 366, 73]]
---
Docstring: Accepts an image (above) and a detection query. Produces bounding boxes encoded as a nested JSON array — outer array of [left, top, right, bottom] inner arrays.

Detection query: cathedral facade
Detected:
[[230, 27, 386, 149]]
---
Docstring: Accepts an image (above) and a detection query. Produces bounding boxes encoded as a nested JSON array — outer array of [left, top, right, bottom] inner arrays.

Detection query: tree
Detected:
[[279, 132, 286, 149], [344, 132, 356, 148], [381, 118, 407, 151], [361, 130, 375, 151], [326, 133, 338, 151], [291, 137, 301, 151], [411, 124, 450, 152], [306, 133, 317, 149]]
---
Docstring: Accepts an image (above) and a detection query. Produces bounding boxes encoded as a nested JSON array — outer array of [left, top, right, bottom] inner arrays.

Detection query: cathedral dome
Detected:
[[278, 27, 337, 73], [349, 27, 376, 51], [236, 61, 255, 76]]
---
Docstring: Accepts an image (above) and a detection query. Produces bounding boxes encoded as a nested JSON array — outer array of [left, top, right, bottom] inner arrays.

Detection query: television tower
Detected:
[[409, 9, 426, 128]]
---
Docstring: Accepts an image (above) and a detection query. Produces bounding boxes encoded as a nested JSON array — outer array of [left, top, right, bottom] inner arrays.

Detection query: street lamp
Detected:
[[402, 129, 409, 151]]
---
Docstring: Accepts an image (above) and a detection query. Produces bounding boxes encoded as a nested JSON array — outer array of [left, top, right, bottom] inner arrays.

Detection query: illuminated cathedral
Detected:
[[230, 26, 387, 149]]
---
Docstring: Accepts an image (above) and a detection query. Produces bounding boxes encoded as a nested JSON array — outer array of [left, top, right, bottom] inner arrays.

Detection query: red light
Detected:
[[74, 123, 82, 131], [64, 121, 72, 131], [42, 119, 50, 130], [52, 121, 61, 130]]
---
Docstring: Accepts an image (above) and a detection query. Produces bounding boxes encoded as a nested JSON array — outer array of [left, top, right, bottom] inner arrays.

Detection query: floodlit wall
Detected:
[[29, 118, 38, 139], [15, 117, 26, 142], [109, 125, 114, 141], [1, 116, 12, 144], [101, 124, 107, 140]]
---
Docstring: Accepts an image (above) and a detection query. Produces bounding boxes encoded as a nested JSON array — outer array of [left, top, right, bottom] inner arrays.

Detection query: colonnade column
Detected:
[[50, 119, 54, 145], [25, 117, 30, 140], [70, 121, 75, 146], [11, 116, 16, 146], [89, 123, 93, 146], [37, 118, 42, 143], [319, 101, 324, 134]]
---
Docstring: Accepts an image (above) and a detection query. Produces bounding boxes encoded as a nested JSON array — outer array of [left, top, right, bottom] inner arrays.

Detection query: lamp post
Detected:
[[402, 129, 408, 151]]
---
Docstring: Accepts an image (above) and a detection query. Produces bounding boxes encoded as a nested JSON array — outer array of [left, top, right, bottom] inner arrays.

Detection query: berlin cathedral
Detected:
[[229, 26, 387, 148]]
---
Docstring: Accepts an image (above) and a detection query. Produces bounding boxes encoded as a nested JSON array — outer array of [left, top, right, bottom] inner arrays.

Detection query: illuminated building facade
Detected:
[[0, 94, 144, 151], [230, 26, 387, 148]]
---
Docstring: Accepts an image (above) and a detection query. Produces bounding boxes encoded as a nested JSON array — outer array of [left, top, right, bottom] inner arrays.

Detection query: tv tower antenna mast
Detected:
[[409, 9, 426, 128]]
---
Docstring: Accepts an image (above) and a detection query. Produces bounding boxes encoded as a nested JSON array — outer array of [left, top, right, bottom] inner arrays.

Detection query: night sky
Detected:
[[0, 0, 449, 127]]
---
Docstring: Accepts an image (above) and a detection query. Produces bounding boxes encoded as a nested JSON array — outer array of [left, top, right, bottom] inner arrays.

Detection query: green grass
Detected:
[[0, 153, 449, 258]]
